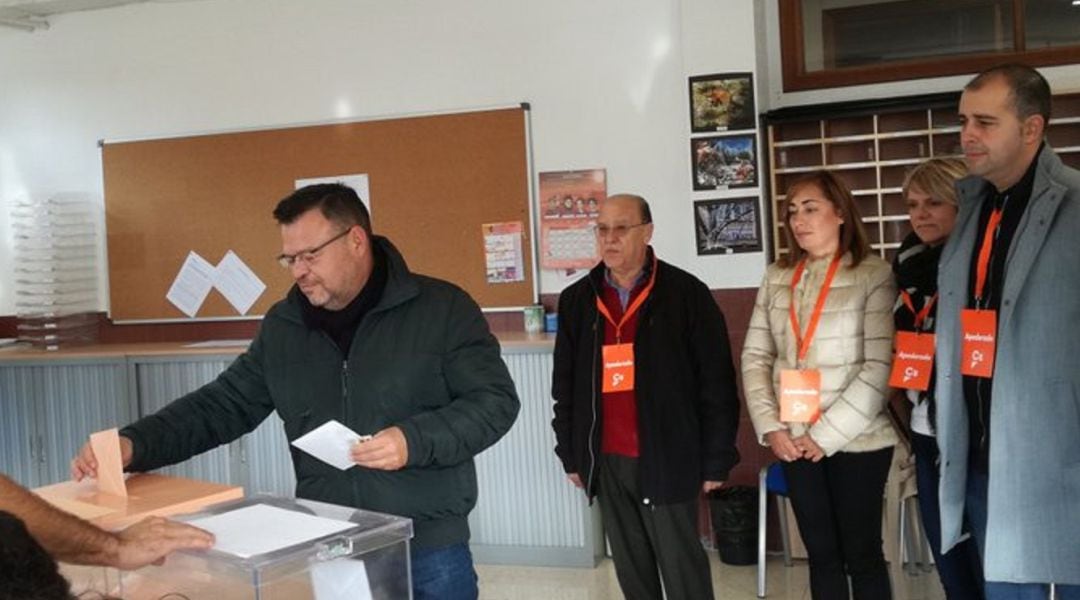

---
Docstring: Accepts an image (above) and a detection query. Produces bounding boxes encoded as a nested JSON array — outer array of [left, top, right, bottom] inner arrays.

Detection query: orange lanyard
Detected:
[[789, 255, 842, 364], [973, 208, 1003, 305], [596, 256, 658, 343], [900, 291, 937, 330]]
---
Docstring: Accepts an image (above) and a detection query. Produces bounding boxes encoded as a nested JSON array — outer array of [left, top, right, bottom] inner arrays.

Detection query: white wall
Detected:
[[0, 0, 768, 317]]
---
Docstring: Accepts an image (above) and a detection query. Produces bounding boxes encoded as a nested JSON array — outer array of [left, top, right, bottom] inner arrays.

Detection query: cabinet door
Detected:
[[39, 361, 134, 485], [134, 359, 236, 485], [468, 352, 604, 567], [238, 412, 296, 497], [0, 366, 46, 486]]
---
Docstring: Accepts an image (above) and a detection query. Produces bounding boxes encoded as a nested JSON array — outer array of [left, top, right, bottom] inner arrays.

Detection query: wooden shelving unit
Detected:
[[763, 92, 1080, 261]]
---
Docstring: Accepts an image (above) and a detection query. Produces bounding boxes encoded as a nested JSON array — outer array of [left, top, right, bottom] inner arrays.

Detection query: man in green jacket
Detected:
[[71, 183, 520, 600]]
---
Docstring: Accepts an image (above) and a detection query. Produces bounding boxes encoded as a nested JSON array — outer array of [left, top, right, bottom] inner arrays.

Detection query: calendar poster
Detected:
[[482, 221, 526, 284], [539, 169, 606, 270]]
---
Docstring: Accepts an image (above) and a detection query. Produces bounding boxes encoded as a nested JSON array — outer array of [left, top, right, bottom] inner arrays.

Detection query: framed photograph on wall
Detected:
[[691, 134, 757, 190], [688, 72, 755, 133], [693, 196, 762, 255]]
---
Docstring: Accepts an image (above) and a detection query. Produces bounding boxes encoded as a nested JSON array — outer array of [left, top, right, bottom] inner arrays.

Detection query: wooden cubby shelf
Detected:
[[763, 91, 1080, 261]]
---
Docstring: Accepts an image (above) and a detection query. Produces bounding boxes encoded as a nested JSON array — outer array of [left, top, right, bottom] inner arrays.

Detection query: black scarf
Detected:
[[892, 231, 943, 429], [298, 243, 388, 356]]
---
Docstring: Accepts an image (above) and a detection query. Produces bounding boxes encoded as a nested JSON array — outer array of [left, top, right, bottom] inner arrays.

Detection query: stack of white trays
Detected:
[[11, 193, 101, 350]]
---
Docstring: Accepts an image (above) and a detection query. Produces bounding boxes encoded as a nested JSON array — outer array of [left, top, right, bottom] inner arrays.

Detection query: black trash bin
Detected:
[[708, 485, 757, 565]]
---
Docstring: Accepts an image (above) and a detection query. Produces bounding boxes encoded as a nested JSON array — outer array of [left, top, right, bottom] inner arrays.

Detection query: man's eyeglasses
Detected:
[[277, 227, 352, 269], [594, 222, 650, 238]]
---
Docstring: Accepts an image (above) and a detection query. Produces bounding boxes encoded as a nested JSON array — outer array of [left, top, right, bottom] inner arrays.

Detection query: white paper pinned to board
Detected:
[[213, 250, 266, 315], [165, 251, 215, 317]]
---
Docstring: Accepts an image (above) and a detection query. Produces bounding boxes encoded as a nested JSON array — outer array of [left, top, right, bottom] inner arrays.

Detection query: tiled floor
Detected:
[[476, 554, 947, 600]]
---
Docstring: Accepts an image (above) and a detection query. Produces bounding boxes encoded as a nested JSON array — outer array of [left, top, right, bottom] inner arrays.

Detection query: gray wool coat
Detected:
[[935, 146, 1080, 585]]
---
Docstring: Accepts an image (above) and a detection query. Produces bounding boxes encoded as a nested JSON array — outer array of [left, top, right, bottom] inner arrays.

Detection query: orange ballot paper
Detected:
[[88, 428, 127, 498], [34, 427, 242, 530]]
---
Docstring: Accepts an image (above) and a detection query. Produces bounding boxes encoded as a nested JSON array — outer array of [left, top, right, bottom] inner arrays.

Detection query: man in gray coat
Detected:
[[937, 64, 1080, 598]]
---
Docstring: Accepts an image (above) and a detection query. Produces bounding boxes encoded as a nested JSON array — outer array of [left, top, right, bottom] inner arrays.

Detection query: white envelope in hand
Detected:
[[290, 420, 365, 471]]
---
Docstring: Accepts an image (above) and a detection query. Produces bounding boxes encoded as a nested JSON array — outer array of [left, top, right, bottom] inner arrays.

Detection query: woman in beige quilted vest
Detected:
[[742, 170, 898, 600]]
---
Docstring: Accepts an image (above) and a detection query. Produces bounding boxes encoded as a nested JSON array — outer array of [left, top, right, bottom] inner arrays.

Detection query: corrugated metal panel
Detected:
[[135, 361, 235, 485], [135, 360, 296, 495], [39, 363, 131, 485], [243, 413, 296, 497], [469, 353, 591, 548], [0, 367, 45, 486], [1, 347, 598, 563]]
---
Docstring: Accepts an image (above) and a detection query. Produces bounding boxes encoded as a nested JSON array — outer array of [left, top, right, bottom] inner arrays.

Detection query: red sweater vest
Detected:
[[599, 279, 646, 457]]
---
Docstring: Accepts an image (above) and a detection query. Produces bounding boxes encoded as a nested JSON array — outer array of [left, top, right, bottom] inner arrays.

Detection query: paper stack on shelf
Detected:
[[11, 193, 101, 350]]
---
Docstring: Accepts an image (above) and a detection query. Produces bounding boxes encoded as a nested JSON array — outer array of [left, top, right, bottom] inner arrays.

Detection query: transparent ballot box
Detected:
[[59, 562, 123, 599], [39, 472, 244, 598], [119, 495, 414, 600]]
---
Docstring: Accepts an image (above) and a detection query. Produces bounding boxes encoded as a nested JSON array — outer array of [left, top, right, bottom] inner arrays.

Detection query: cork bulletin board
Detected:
[[102, 106, 534, 321]]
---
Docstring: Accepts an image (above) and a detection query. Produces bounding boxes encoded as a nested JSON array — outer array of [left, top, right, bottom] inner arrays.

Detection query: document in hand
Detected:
[[291, 419, 371, 470]]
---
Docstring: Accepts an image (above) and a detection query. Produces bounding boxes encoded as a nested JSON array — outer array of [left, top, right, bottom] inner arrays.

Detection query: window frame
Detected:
[[780, 0, 1080, 92]]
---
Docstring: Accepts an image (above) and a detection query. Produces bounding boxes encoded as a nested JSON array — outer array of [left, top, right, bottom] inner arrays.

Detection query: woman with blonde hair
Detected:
[[743, 170, 898, 600], [891, 157, 984, 599]]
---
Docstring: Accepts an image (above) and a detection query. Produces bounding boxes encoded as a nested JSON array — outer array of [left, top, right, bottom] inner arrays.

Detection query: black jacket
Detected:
[[122, 237, 520, 548], [551, 256, 740, 504]]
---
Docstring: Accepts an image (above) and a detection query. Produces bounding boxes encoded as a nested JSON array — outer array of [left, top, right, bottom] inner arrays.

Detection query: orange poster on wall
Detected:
[[539, 169, 606, 270]]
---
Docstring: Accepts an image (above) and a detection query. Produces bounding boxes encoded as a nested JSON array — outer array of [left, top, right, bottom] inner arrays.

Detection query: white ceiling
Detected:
[[0, 0, 166, 31]]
